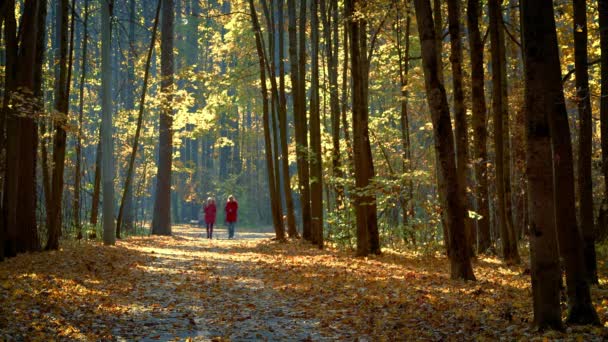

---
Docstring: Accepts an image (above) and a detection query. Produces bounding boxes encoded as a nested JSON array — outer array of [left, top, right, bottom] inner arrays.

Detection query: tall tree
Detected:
[[347, 0, 380, 256], [600, 0, 608, 233], [520, 0, 563, 330], [151, 0, 175, 236], [446, 0, 470, 253], [489, 0, 519, 263], [466, 0, 490, 252], [277, 0, 298, 238], [74, 0, 89, 240], [248, 0, 285, 239], [395, 1, 414, 234], [47, 0, 73, 250], [297, 0, 312, 240], [2, 0, 42, 257], [101, 0, 115, 245], [574, 0, 599, 285], [413, 0, 475, 280], [310, 0, 323, 247]]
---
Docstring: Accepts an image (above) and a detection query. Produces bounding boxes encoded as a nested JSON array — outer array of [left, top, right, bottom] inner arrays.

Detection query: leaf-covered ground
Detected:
[[1, 225, 608, 341]]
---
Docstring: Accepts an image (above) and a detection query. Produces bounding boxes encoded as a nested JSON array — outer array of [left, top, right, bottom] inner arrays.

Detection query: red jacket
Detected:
[[225, 200, 238, 223], [204, 203, 217, 224]]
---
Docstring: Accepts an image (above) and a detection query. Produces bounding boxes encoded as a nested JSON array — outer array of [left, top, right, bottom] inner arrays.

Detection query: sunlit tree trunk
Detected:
[[298, 0, 312, 240], [277, 0, 298, 238], [248, 0, 285, 240], [599, 0, 608, 241], [310, 0, 323, 248], [414, 0, 475, 280], [74, 0, 89, 240], [151, 0, 175, 236]]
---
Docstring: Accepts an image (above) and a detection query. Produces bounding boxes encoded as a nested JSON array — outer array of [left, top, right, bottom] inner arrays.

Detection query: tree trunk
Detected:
[[466, 0, 490, 253], [574, 0, 599, 286], [151, 0, 175, 236], [413, 0, 475, 280], [447, 0, 472, 254], [298, 0, 312, 240], [90, 138, 102, 225], [47, 0, 72, 250], [600, 0, 608, 241], [74, 0, 89, 240], [101, 0, 115, 245], [310, 0, 323, 248], [248, 0, 285, 240], [277, 0, 298, 238], [520, 0, 564, 330], [489, 0, 519, 263], [347, 0, 380, 256], [558, 0, 602, 324]]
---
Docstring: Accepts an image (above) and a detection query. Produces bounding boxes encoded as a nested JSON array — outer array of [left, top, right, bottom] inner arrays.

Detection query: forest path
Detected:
[[1, 225, 608, 341]]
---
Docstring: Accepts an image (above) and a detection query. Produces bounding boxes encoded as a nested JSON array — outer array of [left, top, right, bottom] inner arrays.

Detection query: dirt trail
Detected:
[[1, 225, 607, 341], [113, 226, 324, 341]]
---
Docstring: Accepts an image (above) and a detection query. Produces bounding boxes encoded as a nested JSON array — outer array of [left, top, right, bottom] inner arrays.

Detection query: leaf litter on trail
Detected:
[[0, 225, 607, 340]]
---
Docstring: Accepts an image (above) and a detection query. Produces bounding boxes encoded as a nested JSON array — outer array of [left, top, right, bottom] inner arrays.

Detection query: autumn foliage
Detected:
[[1, 226, 607, 340]]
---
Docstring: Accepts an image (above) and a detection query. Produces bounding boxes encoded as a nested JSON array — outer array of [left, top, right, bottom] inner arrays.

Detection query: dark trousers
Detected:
[[206, 222, 214, 239]]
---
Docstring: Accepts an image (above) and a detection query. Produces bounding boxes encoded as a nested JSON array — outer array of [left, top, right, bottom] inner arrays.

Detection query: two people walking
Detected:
[[201, 195, 238, 239]]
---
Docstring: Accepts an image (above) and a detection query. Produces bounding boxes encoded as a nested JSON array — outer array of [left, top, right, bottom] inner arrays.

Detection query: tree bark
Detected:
[[151, 0, 175, 236], [414, 0, 475, 280], [101, 0, 115, 245], [520, 0, 564, 330], [489, 0, 519, 263], [47, 0, 72, 250], [310, 0, 323, 248], [347, 0, 380, 256], [600, 0, 608, 241], [74, 0, 89, 240], [447, 0, 472, 255], [277, 0, 298, 238], [248, 0, 285, 240], [298, 0, 312, 240], [466, 0, 490, 253], [574, 0, 599, 286], [560, 0, 602, 324]]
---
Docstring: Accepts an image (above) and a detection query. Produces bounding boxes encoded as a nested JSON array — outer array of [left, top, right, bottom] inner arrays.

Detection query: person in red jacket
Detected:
[[203, 197, 217, 239], [225, 195, 238, 239]]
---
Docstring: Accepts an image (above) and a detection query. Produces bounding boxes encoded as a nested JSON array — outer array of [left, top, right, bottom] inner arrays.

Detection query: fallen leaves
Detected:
[[0, 226, 607, 340]]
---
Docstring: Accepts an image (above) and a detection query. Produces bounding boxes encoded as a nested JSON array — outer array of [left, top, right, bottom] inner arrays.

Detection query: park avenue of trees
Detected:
[[1, 0, 608, 337]]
